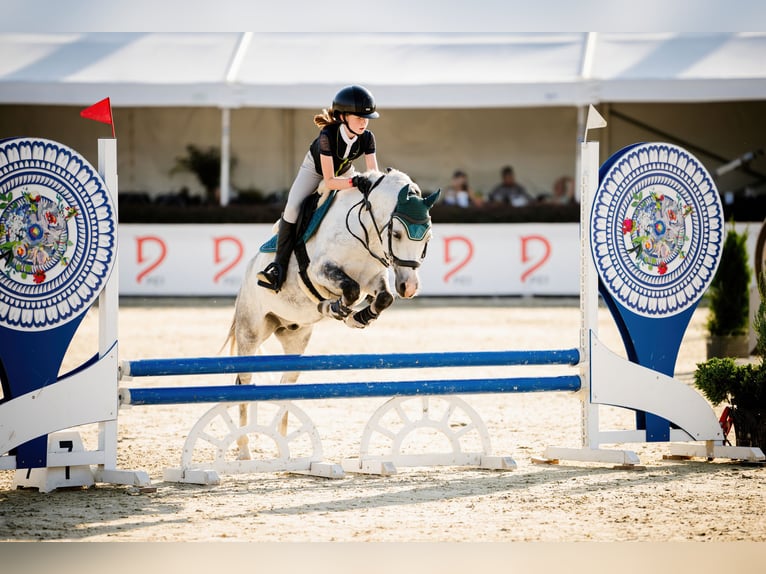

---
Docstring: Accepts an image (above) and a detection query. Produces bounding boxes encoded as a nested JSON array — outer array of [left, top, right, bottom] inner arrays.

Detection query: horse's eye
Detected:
[[393, 231, 402, 240]]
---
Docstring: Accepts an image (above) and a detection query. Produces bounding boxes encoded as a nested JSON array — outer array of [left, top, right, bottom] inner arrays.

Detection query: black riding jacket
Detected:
[[309, 123, 376, 177]]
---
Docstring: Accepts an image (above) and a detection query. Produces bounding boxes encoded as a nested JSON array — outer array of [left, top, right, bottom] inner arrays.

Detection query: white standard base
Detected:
[[13, 464, 94, 493], [163, 401, 344, 483], [341, 458, 398, 475], [12, 432, 95, 493], [94, 468, 152, 487], [340, 454, 517, 476], [11, 432, 152, 492], [163, 468, 221, 485], [290, 461, 345, 479], [540, 446, 642, 466], [668, 442, 765, 462], [342, 395, 516, 476], [480, 455, 518, 470]]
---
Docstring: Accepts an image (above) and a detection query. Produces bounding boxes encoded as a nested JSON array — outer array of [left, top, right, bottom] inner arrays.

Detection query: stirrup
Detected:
[[257, 263, 283, 291]]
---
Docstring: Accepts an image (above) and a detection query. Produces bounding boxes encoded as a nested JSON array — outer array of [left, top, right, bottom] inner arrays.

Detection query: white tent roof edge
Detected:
[[1, 33, 765, 109]]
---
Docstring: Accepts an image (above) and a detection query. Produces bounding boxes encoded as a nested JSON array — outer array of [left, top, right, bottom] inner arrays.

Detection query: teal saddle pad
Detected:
[[260, 190, 337, 253]]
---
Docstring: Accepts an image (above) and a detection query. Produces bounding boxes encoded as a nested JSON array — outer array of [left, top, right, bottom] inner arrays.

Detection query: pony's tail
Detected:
[[220, 314, 237, 356]]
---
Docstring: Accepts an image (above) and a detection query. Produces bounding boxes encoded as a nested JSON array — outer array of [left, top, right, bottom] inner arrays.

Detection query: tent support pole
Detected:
[[220, 107, 231, 206]]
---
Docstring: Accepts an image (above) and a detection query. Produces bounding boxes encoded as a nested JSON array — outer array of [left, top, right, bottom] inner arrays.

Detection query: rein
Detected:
[[345, 174, 428, 270], [346, 174, 392, 268]]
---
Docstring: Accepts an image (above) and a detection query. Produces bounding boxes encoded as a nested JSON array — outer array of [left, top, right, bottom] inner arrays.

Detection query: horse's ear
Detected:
[[398, 185, 410, 204], [424, 189, 441, 209]]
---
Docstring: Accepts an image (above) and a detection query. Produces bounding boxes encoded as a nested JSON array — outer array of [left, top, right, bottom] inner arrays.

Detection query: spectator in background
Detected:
[[544, 176, 577, 205], [443, 169, 482, 208], [488, 165, 535, 207]]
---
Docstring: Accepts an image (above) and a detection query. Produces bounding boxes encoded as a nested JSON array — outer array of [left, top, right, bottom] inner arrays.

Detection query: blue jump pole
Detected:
[[122, 375, 581, 406], [121, 348, 581, 378]]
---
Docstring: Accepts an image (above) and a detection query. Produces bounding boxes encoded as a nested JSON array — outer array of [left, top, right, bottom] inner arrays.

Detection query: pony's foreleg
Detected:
[[316, 262, 361, 321], [345, 282, 394, 329]]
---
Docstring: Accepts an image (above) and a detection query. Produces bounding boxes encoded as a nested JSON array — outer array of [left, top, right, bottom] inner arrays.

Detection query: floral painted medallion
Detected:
[[591, 143, 723, 318], [0, 138, 116, 331]]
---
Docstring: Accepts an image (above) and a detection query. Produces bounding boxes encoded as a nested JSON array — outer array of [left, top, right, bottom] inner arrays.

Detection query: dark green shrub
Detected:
[[706, 226, 751, 337], [694, 357, 750, 406], [695, 271, 766, 447]]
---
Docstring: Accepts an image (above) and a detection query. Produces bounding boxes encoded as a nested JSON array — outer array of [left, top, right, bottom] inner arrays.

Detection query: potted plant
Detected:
[[705, 225, 751, 359], [171, 144, 236, 204], [694, 272, 766, 448]]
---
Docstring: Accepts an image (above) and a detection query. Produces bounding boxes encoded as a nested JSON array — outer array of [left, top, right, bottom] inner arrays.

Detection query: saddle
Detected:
[[259, 189, 339, 301], [258, 190, 337, 254]]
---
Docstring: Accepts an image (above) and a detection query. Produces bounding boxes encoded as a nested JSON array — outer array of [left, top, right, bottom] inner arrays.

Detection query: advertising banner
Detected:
[[118, 222, 762, 297], [119, 223, 582, 297]]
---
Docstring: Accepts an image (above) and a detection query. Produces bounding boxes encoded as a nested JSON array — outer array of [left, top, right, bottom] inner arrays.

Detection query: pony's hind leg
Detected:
[[273, 324, 314, 435], [232, 311, 279, 460]]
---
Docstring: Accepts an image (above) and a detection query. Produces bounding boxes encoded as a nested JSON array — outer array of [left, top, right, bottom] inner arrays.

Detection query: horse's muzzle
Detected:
[[396, 273, 420, 298]]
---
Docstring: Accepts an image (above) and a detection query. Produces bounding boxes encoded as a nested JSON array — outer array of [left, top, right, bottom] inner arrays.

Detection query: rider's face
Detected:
[[344, 114, 369, 135]]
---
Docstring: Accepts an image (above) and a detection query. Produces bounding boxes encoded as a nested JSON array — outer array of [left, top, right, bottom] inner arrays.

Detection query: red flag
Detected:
[[80, 97, 115, 137]]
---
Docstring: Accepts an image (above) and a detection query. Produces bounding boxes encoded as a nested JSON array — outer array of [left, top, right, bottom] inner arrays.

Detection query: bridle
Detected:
[[345, 175, 431, 270]]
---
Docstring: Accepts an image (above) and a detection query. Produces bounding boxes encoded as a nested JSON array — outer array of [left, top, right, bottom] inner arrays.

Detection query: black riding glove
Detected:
[[352, 175, 372, 194]]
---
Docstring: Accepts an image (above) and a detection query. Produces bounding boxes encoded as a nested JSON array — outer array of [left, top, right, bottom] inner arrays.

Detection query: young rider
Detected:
[[257, 85, 380, 291]]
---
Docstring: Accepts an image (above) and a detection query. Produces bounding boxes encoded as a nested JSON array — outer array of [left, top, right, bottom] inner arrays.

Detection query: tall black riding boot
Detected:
[[257, 217, 296, 292]]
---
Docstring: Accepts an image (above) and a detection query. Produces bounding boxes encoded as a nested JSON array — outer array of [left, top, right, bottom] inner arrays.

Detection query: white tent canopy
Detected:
[[1, 32, 765, 109], [3, 32, 764, 206]]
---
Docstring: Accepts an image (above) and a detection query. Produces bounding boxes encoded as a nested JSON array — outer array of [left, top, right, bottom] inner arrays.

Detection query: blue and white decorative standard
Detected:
[[542, 108, 761, 465], [592, 143, 723, 441], [0, 138, 148, 491]]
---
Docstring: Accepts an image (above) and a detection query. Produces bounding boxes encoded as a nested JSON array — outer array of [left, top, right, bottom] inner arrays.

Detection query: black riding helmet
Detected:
[[332, 85, 380, 119]]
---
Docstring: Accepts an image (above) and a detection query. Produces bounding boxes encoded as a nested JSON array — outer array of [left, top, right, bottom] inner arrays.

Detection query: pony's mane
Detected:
[[368, 169, 422, 197]]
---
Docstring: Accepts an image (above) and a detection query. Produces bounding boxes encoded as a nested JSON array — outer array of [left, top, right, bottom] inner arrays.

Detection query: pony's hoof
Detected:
[[345, 306, 378, 328], [345, 307, 378, 329], [344, 314, 368, 329], [236, 441, 252, 460], [318, 299, 350, 320]]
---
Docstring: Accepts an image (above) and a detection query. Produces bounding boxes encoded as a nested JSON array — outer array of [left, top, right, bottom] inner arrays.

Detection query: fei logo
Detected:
[[134, 234, 245, 287], [520, 235, 551, 283], [441, 234, 552, 285], [135, 236, 166, 284], [213, 236, 244, 284], [443, 236, 473, 283]]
